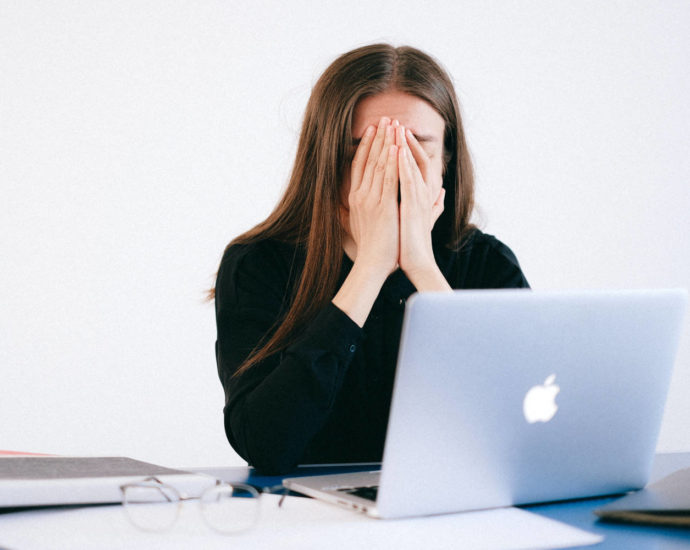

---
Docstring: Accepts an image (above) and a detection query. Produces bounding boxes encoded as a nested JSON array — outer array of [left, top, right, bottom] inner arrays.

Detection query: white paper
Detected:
[[0, 494, 603, 550]]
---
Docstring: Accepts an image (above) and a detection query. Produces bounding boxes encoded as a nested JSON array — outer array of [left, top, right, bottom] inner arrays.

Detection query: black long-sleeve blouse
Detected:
[[214, 228, 529, 474]]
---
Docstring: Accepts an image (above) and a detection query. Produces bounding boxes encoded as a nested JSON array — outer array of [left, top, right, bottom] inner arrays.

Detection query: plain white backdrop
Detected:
[[1, 1, 688, 468]]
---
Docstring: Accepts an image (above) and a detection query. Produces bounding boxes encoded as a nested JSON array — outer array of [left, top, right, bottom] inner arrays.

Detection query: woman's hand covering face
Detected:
[[396, 124, 445, 279], [344, 116, 444, 280], [344, 116, 401, 277]]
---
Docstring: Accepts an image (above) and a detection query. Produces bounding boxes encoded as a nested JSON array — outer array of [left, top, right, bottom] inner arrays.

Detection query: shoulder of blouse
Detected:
[[441, 228, 529, 289], [215, 238, 303, 309], [467, 229, 522, 265]]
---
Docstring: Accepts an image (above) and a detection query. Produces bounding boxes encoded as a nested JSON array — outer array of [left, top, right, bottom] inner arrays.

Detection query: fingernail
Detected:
[[392, 119, 399, 127], [364, 125, 374, 137], [379, 117, 390, 128], [406, 128, 414, 140]]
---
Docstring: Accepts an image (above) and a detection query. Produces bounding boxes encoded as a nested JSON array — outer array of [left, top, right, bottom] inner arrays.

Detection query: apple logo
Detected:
[[523, 374, 560, 424]]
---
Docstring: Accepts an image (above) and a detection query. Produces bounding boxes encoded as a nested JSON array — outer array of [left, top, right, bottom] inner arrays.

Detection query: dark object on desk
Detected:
[[595, 467, 690, 527], [197, 462, 381, 493]]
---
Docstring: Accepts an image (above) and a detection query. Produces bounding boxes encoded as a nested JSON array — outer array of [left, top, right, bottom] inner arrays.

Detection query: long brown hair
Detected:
[[213, 43, 475, 376]]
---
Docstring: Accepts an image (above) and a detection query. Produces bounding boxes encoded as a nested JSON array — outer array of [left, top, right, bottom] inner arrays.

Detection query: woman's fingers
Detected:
[[398, 126, 422, 198], [398, 131, 416, 199], [404, 128, 431, 185], [381, 144, 399, 203], [349, 124, 375, 193], [369, 121, 396, 199], [431, 187, 446, 223], [398, 124, 444, 222], [359, 117, 391, 194]]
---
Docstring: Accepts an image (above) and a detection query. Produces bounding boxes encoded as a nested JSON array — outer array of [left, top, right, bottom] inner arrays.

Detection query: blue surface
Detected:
[[523, 453, 690, 549], [526, 496, 690, 549]]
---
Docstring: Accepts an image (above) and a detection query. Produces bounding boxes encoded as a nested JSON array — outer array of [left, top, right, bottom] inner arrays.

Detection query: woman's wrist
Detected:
[[332, 260, 389, 328], [404, 263, 452, 292]]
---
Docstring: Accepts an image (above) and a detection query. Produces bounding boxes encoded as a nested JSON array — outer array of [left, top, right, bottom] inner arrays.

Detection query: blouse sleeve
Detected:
[[214, 242, 363, 474]]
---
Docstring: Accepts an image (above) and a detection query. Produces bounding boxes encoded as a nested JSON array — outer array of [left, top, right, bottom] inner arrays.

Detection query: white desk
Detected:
[[0, 492, 600, 550]]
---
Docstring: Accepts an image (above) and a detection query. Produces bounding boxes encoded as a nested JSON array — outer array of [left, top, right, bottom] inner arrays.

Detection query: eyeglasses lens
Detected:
[[123, 484, 180, 532], [200, 484, 260, 534]]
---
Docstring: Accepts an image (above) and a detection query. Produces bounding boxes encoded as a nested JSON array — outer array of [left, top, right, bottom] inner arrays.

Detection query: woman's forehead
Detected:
[[351, 91, 445, 141]]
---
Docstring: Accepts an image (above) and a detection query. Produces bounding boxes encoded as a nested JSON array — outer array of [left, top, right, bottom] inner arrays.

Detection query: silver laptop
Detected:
[[283, 289, 687, 519]]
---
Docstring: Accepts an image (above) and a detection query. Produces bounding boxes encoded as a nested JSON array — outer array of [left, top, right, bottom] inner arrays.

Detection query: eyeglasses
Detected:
[[120, 476, 262, 535]]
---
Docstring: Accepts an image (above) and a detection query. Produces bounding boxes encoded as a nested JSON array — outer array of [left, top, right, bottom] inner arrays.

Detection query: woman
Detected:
[[213, 44, 529, 474]]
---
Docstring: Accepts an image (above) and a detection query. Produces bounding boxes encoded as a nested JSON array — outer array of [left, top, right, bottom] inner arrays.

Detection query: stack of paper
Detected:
[[0, 456, 214, 508]]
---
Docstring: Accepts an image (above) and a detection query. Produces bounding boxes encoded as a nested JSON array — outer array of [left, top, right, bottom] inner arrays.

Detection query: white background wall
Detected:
[[1, 1, 688, 468]]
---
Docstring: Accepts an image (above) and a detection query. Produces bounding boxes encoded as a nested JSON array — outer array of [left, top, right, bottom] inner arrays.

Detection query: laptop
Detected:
[[283, 289, 687, 519]]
